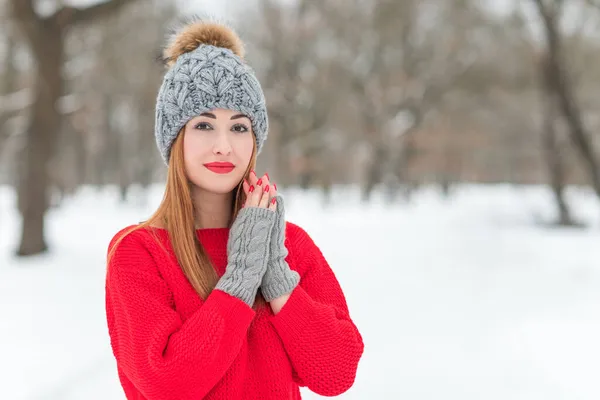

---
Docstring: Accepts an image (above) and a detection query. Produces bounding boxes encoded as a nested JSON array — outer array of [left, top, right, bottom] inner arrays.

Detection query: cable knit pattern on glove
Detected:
[[215, 206, 275, 306], [105, 221, 363, 399], [261, 195, 300, 302]]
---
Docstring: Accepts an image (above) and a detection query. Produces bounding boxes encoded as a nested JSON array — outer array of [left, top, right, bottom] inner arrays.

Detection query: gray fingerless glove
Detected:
[[215, 206, 275, 307], [260, 195, 300, 302]]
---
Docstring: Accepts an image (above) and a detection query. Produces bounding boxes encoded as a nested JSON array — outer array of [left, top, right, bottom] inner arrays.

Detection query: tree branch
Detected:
[[584, 0, 600, 11], [10, 0, 43, 47], [533, 0, 600, 197], [531, 0, 553, 27], [10, 0, 38, 23], [49, 0, 134, 28], [0, 88, 33, 112]]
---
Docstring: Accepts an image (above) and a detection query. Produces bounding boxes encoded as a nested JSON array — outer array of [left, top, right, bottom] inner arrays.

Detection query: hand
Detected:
[[242, 172, 300, 303], [213, 174, 278, 307], [242, 170, 277, 212]]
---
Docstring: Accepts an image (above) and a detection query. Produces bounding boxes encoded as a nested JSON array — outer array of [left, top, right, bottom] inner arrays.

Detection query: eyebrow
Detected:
[[198, 112, 248, 120]]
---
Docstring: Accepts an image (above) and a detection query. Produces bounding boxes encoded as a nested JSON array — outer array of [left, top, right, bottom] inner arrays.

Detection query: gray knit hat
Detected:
[[155, 21, 268, 165]]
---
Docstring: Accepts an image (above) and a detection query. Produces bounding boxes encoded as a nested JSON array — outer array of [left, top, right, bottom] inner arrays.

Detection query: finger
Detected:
[[257, 173, 272, 201], [248, 170, 259, 186], [256, 173, 269, 190], [246, 185, 257, 207], [268, 196, 277, 211], [259, 184, 271, 208], [266, 181, 277, 205], [261, 172, 271, 188], [249, 184, 263, 207], [242, 179, 250, 196], [271, 182, 278, 197]]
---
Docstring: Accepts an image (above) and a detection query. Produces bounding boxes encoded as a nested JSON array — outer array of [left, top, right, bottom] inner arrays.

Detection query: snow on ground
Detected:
[[1, 183, 599, 400]]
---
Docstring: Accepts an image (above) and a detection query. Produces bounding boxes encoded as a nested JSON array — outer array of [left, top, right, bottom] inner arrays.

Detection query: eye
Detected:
[[194, 122, 213, 130], [231, 124, 249, 133]]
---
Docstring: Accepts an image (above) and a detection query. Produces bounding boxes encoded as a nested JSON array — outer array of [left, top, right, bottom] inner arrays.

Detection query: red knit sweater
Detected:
[[105, 221, 364, 399]]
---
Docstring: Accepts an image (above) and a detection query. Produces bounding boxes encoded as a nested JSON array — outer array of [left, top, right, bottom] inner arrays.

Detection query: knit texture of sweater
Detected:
[[105, 221, 364, 400]]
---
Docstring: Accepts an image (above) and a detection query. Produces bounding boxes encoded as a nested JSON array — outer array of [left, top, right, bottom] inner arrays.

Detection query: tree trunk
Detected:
[[11, 0, 134, 256], [16, 32, 63, 256], [542, 105, 574, 226], [362, 144, 386, 203], [0, 27, 19, 155], [72, 123, 87, 188], [540, 53, 575, 227], [388, 109, 424, 203], [549, 36, 600, 200], [534, 0, 600, 200]]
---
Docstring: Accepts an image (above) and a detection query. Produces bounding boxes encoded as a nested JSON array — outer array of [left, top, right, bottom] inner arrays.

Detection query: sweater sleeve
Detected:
[[105, 230, 255, 400], [267, 224, 364, 396]]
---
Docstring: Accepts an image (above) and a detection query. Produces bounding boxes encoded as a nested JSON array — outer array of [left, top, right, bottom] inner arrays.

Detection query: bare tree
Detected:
[[308, 0, 480, 201], [243, 0, 338, 191], [10, 0, 136, 256], [539, 51, 577, 225], [84, 0, 172, 198], [531, 0, 600, 202], [0, 17, 27, 156]]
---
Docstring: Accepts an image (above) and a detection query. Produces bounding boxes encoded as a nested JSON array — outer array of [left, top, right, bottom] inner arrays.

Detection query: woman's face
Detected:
[[183, 108, 254, 195]]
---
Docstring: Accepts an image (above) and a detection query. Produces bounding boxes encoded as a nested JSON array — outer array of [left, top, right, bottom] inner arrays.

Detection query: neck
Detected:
[[191, 186, 234, 229]]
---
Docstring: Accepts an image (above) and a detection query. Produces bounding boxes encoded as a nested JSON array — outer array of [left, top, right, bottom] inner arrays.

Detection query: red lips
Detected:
[[204, 162, 235, 174]]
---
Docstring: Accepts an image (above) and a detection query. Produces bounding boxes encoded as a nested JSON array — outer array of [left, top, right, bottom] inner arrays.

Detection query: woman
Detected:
[[105, 20, 364, 400]]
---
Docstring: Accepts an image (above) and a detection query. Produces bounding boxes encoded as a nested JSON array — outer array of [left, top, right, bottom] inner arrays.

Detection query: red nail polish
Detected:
[[271, 198, 277, 205], [274, 183, 277, 191], [257, 178, 263, 186], [265, 185, 270, 193], [265, 172, 270, 180], [249, 185, 255, 193]]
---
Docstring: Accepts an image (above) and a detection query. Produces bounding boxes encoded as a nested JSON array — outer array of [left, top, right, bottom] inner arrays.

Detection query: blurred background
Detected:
[[1, 0, 600, 398]]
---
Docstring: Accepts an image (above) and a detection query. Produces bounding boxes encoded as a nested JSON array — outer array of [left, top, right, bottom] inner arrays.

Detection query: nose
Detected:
[[212, 129, 232, 156]]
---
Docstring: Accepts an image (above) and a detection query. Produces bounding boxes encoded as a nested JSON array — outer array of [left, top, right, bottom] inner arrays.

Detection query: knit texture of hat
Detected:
[[154, 22, 268, 165]]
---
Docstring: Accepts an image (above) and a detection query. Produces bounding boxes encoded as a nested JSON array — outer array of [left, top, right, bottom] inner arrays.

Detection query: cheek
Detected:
[[182, 134, 212, 183], [235, 135, 254, 161], [183, 132, 208, 161]]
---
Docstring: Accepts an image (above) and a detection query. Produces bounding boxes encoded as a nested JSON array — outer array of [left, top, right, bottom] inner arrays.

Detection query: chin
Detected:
[[202, 183, 238, 195], [190, 175, 240, 195]]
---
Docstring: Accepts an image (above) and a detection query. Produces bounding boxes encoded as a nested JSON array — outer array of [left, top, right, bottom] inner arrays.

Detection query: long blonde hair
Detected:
[[107, 127, 266, 310]]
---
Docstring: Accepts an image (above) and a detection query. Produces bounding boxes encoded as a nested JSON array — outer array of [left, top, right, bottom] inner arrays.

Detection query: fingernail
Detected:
[[271, 198, 276, 205], [257, 178, 263, 186], [265, 185, 270, 193], [249, 185, 255, 193], [250, 170, 256, 176], [274, 183, 277, 191], [265, 172, 270, 180]]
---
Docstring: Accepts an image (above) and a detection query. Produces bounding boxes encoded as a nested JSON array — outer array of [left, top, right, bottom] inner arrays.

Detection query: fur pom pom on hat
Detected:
[[154, 19, 268, 164], [162, 22, 246, 66]]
